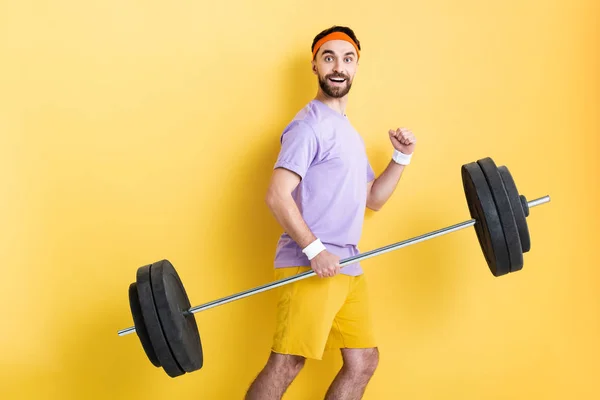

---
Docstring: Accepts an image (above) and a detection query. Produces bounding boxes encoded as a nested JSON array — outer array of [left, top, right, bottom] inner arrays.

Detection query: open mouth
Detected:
[[329, 77, 346, 84]]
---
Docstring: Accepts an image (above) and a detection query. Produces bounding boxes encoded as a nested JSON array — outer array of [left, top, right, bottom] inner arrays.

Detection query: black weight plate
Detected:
[[151, 260, 203, 373], [136, 264, 185, 378], [462, 161, 510, 277], [128, 282, 161, 367], [498, 166, 531, 254], [477, 158, 523, 273]]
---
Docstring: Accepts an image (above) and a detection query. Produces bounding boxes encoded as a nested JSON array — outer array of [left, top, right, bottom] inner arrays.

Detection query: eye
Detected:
[[325, 56, 333, 62], [345, 57, 353, 63]]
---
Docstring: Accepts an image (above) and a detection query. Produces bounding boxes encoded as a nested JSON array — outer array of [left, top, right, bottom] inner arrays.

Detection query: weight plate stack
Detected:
[[136, 264, 185, 377], [461, 161, 511, 277], [477, 158, 523, 273], [150, 260, 203, 373]]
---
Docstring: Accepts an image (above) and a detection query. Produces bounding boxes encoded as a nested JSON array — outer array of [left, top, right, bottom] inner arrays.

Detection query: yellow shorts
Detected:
[[271, 266, 377, 360]]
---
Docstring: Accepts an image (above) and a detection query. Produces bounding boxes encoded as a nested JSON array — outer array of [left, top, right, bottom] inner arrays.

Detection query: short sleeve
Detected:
[[273, 121, 319, 180], [367, 161, 375, 183]]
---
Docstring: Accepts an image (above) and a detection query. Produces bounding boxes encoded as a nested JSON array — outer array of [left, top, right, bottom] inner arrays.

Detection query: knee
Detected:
[[361, 348, 379, 376], [269, 352, 305, 377], [346, 348, 379, 377]]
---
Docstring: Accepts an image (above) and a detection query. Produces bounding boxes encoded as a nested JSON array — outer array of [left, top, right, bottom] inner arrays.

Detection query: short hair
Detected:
[[311, 26, 361, 60]]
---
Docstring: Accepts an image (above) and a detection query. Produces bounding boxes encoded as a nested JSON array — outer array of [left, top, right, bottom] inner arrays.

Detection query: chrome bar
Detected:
[[117, 195, 550, 336]]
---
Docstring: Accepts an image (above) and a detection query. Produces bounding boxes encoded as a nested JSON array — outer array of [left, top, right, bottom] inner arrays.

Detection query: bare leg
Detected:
[[245, 351, 305, 400], [324, 348, 379, 400]]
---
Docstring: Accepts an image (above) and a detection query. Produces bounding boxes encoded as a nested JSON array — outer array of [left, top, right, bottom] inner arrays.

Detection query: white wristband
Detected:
[[392, 149, 412, 165], [302, 238, 326, 260]]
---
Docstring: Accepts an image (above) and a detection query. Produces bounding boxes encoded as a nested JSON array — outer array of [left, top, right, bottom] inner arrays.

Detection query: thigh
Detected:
[[326, 274, 377, 350], [271, 267, 349, 360]]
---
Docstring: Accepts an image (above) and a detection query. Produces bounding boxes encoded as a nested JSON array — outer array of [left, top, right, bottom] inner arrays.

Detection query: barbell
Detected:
[[117, 156, 550, 377]]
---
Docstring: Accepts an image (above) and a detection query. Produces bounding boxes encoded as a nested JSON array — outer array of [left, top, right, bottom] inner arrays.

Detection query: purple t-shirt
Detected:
[[272, 99, 375, 276]]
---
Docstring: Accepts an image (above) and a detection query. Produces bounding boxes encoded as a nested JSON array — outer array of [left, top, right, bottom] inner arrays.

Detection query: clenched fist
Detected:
[[310, 250, 341, 278], [389, 127, 417, 155]]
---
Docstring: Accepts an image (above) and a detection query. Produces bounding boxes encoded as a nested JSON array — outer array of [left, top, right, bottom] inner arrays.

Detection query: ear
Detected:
[[311, 60, 318, 75]]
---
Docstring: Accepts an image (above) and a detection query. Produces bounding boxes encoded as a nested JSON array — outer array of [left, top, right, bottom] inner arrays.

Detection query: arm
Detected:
[[366, 161, 407, 211], [265, 167, 341, 277], [366, 127, 417, 211], [264, 168, 317, 249]]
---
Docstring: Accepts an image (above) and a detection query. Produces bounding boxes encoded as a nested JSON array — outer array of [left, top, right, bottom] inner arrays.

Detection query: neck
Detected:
[[315, 89, 348, 116]]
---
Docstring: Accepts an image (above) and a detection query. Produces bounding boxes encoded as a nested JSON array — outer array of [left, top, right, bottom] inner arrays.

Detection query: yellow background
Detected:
[[1, 0, 598, 399]]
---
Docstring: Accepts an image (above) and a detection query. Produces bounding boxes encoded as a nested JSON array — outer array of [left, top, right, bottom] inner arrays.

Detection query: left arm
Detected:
[[366, 127, 417, 211], [366, 161, 406, 211]]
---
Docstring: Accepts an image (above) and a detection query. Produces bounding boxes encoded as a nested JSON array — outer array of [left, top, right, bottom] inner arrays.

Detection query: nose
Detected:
[[333, 59, 345, 75]]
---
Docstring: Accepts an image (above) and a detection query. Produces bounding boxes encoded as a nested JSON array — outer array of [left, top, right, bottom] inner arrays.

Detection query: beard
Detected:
[[318, 72, 353, 98]]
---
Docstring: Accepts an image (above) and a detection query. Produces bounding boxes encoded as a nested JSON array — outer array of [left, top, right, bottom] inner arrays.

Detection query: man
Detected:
[[245, 26, 417, 400]]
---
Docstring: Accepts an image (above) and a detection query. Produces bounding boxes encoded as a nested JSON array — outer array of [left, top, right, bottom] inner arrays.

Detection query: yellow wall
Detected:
[[1, 1, 598, 399]]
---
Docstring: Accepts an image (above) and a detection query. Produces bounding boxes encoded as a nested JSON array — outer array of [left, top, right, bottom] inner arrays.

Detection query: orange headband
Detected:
[[312, 32, 360, 60]]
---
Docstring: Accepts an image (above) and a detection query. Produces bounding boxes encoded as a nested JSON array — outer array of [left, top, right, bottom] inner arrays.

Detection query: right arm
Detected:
[[265, 167, 340, 277], [265, 168, 316, 250]]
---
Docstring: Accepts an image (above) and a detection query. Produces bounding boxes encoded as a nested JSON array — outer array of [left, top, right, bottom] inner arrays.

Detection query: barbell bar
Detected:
[[117, 195, 548, 338], [117, 156, 551, 377]]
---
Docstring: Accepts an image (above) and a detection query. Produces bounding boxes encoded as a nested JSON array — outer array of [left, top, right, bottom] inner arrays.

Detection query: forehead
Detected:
[[318, 39, 356, 56]]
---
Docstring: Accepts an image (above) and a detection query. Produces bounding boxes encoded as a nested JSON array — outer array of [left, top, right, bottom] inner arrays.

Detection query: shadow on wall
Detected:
[[200, 53, 318, 307]]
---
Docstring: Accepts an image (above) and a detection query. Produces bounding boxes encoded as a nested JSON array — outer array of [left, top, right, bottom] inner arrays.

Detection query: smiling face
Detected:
[[312, 39, 359, 99]]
